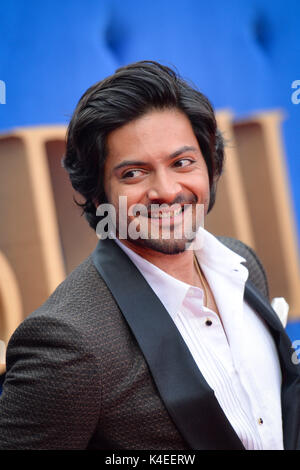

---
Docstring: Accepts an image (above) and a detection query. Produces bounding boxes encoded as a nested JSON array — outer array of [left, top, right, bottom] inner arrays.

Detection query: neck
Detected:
[[118, 238, 199, 286]]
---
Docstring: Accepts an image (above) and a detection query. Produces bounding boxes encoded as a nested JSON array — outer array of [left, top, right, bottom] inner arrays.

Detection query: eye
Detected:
[[173, 158, 194, 168], [121, 169, 145, 179]]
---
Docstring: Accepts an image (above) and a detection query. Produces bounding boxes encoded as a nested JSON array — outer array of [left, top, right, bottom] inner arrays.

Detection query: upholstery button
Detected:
[[205, 319, 212, 326]]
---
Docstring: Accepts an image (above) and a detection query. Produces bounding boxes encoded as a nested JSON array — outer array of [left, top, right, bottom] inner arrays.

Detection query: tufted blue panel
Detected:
[[0, 0, 118, 128]]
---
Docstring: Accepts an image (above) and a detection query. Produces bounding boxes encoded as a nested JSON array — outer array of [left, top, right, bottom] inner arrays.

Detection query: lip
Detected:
[[147, 205, 184, 219], [141, 204, 193, 227]]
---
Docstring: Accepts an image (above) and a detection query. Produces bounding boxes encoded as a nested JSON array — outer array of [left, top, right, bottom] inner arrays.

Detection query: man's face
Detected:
[[103, 108, 210, 255]]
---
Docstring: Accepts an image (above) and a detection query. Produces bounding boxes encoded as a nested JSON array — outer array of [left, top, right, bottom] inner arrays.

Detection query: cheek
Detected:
[[105, 181, 146, 216], [189, 174, 210, 212], [190, 173, 210, 197]]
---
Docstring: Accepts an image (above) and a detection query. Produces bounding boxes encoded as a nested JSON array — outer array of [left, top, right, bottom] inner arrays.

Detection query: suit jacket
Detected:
[[0, 237, 300, 450]]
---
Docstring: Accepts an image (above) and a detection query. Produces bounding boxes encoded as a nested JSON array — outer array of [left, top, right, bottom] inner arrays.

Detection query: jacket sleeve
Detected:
[[0, 314, 102, 449]]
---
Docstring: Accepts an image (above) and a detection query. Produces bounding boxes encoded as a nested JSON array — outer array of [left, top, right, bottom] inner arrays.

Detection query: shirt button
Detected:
[[258, 417, 264, 425], [205, 319, 212, 326]]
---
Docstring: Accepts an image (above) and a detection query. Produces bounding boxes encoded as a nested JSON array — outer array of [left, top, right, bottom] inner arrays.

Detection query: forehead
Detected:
[[105, 108, 200, 164]]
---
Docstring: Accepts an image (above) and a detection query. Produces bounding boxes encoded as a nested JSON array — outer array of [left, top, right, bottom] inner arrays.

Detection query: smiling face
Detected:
[[103, 108, 210, 255]]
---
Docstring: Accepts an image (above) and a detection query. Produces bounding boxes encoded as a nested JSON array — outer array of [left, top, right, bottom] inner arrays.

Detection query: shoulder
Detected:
[[6, 254, 126, 368], [0, 256, 105, 449], [26, 254, 118, 329], [217, 235, 269, 300]]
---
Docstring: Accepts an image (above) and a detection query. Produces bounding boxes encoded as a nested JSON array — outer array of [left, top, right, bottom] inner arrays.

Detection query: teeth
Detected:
[[149, 207, 183, 218]]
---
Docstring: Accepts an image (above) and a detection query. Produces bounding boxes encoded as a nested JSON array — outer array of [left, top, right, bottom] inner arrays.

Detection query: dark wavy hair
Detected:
[[63, 60, 225, 230]]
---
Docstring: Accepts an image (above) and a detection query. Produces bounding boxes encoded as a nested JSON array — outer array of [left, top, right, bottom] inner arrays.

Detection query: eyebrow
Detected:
[[112, 145, 199, 172]]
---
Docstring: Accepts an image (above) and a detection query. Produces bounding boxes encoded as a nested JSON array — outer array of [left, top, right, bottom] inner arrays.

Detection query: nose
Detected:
[[147, 170, 182, 204]]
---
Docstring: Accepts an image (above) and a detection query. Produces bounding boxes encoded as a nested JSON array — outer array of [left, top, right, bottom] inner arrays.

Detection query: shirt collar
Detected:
[[114, 227, 248, 320], [194, 227, 247, 276], [114, 237, 191, 320]]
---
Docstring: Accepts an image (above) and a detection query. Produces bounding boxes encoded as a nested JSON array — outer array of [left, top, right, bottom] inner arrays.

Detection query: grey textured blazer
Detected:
[[0, 237, 299, 450]]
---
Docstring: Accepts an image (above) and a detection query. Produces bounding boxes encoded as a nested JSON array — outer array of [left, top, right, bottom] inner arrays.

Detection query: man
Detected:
[[0, 61, 299, 450]]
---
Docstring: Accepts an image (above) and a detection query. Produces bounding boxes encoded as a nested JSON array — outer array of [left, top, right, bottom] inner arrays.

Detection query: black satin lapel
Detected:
[[245, 281, 300, 449], [92, 238, 244, 450]]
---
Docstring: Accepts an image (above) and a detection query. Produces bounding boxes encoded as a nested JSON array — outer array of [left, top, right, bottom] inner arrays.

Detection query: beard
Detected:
[[124, 232, 196, 255], [116, 195, 204, 255]]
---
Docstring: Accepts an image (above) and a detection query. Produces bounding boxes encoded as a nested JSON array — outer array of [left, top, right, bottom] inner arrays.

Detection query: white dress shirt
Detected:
[[115, 228, 284, 450]]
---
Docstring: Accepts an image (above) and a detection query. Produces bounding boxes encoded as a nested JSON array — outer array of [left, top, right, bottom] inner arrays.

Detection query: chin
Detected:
[[128, 235, 196, 255]]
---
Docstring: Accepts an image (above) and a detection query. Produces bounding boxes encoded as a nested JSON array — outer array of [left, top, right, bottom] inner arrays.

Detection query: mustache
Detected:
[[126, 195, 200, 218], [145, 194, 198, 210]]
